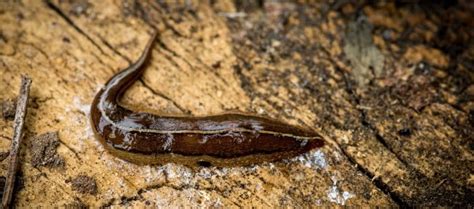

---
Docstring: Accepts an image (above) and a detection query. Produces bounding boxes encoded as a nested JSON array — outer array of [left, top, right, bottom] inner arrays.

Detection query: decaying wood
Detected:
[[1, 76, 31, 209], [0, 0, 473, 207]]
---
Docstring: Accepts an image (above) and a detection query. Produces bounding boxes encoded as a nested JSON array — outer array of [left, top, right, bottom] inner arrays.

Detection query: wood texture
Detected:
[[0, 0, 472, 207]]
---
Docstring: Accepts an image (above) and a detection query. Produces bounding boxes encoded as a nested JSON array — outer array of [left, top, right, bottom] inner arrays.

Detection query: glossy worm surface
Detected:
[[90, 31, 324, 167]]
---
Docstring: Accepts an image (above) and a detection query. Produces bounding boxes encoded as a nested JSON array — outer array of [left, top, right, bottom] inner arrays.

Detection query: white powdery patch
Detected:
[[327, 177, 354, 205], [70, 96, 94, 141], [218, 12, 247, 18], [310, 150, 327, 169], [63, 96, 94, 152], [163, 164, 194, 185], [91, 133, 105, 152], [73, 96, 90, 115], [315, 199, 322, 205], [196, 168, 212, 179], [291, 150, 327, 169], [332, 150, 343, 162], [212, 167, 230, 177], [101, 149, 142, 173], [102, 188, 116, 202], [117, 177, 126, 188], [83, 124, 95, 140], [198, 190, 211, 203], [267, 162, 275, 170], [211, 164, 257, 178], [183, 190, 223, 208], [143, 165, 166, 184], [211, 197, 223, 208], [152, 192, 169, 207]]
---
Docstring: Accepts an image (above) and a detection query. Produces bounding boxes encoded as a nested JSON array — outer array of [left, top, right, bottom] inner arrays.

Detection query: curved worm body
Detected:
[[90, 31, 324, 167]]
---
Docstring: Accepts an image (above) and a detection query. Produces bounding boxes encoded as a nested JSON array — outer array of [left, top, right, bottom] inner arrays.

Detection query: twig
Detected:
[[1, 75, 32, 209]]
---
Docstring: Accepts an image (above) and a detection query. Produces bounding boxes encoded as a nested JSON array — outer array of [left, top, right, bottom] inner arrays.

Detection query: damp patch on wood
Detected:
[[0, 151, 9, 162], [67, 175, 98, 195], [30, 132, 65, 168], [64, 199, 88, 209], [1, 99, 16, 120]]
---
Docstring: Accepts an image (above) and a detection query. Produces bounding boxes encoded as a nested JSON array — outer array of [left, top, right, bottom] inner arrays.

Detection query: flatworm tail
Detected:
[[90, 31, 324, 167]]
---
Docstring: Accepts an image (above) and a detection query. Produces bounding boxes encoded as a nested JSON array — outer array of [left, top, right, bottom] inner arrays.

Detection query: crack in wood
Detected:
[[150, 48, 190, 76], [56, 138, 82, 162], [147, 3, 186, 38], [335, 67, 409, 207], [95, 35, 132, 64], [44, 0, 111, 59], [232, 55, 316, 126], [138, 79, 190, 115], [155, 38, 227, 109], [62, 36, 111, 72]]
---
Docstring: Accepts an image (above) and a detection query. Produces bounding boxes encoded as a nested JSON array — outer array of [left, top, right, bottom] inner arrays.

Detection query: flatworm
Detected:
[[90, 31, 324, 167]]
